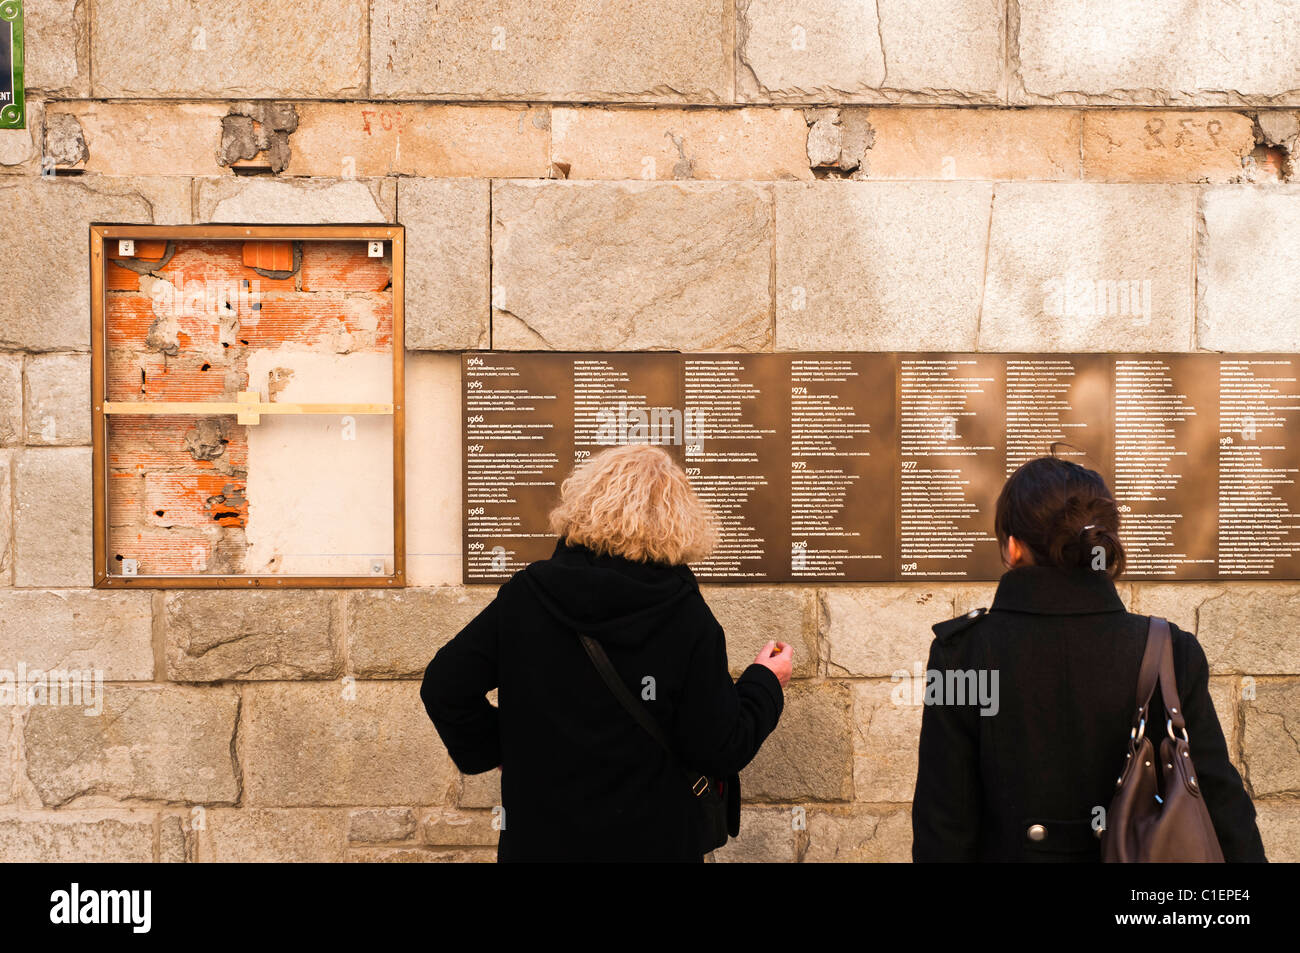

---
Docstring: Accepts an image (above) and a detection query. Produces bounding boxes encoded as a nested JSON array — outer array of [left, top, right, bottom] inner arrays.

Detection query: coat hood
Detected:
[[521, 538, 699, 646]]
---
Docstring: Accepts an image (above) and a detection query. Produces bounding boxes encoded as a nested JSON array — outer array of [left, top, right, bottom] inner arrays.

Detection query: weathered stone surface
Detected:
[[857, 107, 1081, 180], [551, 107, 812, 180], [43, 113, 87, 168], [196, 809, 348, 862], [420, 808, 499, 847], [347, 846, 494, 862], [349, 808, 417, 844], [371, 0, 729, 102], [775, 181, 991, 350], [0, 99, 43, 171], [23, 0, 87, 94], [288, 104, 550, 178], [700, 586, 818, 679], [242, 681, 456, 806], [0, 590, 153, 680], [710, 807, 798, 862], [159, 814, 188, 862], [164, 590, 340, 681], [0, 711, 12, 803], [492, 181, 773, 350], [23, 353, 89, 445], [0, 356, 20, 445], [47, 102, 226, 176], [0, 178, 190, 351], [93, 0, 367, 98], [347, 587, 494, 678], [459, 770, 502, 810], [24, 685, 240, 806], [1200, 187, 1300, 352], [805, 805, 911, 861], [0, 814, 159, 861], [1255, 800, 1300, 862], [196, 177, 395, 224], [404, 355, 464, 584], [13, 448, 92, 587], [738, 0, 1002, 103], [1082, 111, 1254, 183], [1132, 584, 1300, 674], [1242, 679, 1300, 796], [979, 183, 1197, 351], [740, 681, 853, 801], [1018, 0, 1300, 104], [822, 587, 954, 677], [397, 179, 491, 349], [0, 452, 10, 585], [852, 681, 922, 803]]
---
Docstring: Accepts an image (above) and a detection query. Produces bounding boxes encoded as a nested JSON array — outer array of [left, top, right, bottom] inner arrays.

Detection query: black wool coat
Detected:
[[912, 566, 1266, 862], [420, 539, 784, 862]]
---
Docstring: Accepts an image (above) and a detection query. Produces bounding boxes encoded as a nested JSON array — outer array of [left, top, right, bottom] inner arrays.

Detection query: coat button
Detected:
[[1027, 824, 1047, 842]]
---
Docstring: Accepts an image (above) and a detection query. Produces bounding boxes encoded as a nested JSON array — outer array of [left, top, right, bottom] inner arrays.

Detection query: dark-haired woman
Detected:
[[912, 455, 1265, 862]]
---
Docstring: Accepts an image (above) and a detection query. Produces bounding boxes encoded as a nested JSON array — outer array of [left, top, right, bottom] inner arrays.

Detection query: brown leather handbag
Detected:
[[1100, 616, 1224, 862]]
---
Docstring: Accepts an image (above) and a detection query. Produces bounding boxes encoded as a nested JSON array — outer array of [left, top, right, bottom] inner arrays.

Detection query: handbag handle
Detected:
[[1132, 617, 1189, 744], [577, 632, 711, 798]]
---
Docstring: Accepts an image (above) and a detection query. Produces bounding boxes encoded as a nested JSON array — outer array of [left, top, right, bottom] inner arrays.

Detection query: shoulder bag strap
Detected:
[[577, 632, 710, 797], [1152, 616, 1189, 738], [1132, 616, 1166, 739]]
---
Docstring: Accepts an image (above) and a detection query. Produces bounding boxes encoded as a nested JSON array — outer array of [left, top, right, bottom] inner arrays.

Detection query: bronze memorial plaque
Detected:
[[461, 352, 1300, 584]]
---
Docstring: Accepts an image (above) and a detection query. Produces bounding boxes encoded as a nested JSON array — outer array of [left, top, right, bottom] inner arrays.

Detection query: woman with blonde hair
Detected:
[[421, 443, 791, 862]]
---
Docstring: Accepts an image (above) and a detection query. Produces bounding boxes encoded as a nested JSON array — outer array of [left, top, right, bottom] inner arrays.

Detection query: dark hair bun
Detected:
[[995, 457, 1126, 579]]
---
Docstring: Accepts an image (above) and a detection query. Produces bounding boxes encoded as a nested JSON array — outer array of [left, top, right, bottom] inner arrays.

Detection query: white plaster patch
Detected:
[[245, 350, 394, 576]]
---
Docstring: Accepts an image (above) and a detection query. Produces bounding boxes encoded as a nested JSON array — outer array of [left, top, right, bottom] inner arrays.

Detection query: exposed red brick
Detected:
[[300, 241, 391, 292]]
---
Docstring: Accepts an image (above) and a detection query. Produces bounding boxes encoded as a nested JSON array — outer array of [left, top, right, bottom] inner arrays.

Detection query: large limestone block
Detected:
[[1199, 187, 1300, 352], [852, 680, 922, 802], [13, 448, 92, 587], [775, 181, 992, 350], [196, 809, 349, 862], [0, 813, 161, 862], [492, 181, 773, 350], [1017, 0, 1300, 104], [0, 589, 153, 680], [23, 352, 90, 446], [196, 177, 395, 224], [822, 587, 955, 678], [857, 107, 1081, 180], [398, 180, 491, 349], [24, 685, 240, 806], [46, 102, 226, 176], [346, 587, 495, 678], [805, 805, 912, 861], [1082, 111, 1255, 183], [979, 183, 1197, 351], [371, 0, 730, 102], [700, 586, 819, 679], [710, 807, 798, 862], [0, 178, 190, 351], [164, 590, 341, 681], [551, 107, 813, 181], [740, 681, 853, 801], [1255, 801, 1300, 862], [23, 0, 87, 95], [738, 0, 1002, 102], [241, 681, 456, 806], [1242, 679, 1300, 796], [288, 104, 551, 179], [1131, 584, 1300, 674], [92, 0, 367, 97]]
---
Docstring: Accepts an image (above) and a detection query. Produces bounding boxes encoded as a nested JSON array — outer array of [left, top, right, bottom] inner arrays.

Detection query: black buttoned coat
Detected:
[[912, 566, 1266, 862]]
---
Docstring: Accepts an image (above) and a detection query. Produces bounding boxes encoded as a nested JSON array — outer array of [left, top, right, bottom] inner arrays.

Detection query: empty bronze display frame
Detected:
[[90, 224, 406, 589]]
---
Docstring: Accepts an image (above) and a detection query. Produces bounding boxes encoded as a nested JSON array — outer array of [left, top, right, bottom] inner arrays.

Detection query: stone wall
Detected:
[[1, 0, 1298, 862]]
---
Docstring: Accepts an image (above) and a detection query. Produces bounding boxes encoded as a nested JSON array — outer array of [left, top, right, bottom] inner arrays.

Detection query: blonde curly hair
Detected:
[[548, 444, 718, 566]]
